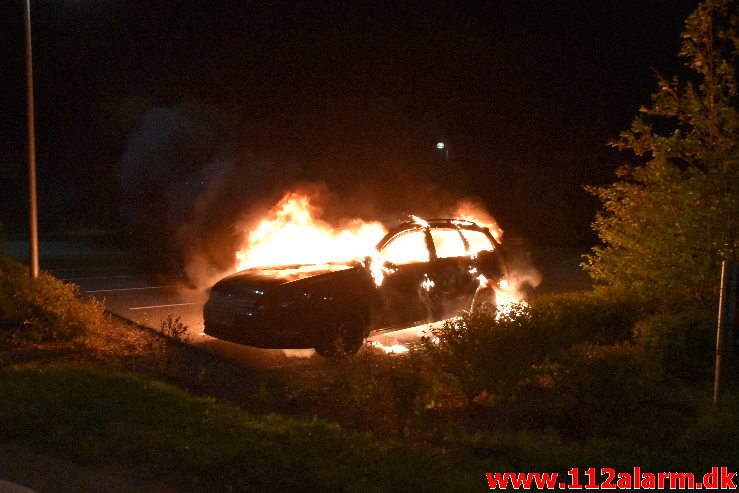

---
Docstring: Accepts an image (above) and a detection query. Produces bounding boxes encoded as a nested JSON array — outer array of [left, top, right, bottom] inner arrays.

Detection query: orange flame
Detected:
[[235, 192, 385, 271], [451, 199, 504, 242], [234, 192, 506, 273]]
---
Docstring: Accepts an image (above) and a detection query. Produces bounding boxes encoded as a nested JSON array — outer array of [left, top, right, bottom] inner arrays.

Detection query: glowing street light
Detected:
[[436, 141, 449, 163]]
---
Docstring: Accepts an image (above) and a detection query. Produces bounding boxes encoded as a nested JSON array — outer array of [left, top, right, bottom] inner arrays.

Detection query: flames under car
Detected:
[[203, 218, 508, 358]]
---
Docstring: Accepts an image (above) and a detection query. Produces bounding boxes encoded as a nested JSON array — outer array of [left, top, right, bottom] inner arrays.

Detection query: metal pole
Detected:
[[24, 0, 39, 278], [713, 260, 738, 408]]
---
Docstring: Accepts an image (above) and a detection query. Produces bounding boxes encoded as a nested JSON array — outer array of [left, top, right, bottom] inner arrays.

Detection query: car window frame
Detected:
[[377, 226, 434, 265], [429, 226, 474, 260], [375, 219, 501, 264]]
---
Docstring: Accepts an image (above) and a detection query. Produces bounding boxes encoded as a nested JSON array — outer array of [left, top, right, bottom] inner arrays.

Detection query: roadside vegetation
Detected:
[[0, 365, 484, 492], [0, 253, 106, 344], [1, 249, 736, 490], [1, 1, 737, 491], [584, 0, 738, 307]]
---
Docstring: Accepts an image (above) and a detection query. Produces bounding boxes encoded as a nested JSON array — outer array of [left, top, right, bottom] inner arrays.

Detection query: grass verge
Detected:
[[0, 364, 484, 492], [1, 250, 736, 489]]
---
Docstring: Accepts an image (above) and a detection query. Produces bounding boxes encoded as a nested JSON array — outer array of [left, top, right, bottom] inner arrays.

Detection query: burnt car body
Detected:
[[204, 218, 508, 357]]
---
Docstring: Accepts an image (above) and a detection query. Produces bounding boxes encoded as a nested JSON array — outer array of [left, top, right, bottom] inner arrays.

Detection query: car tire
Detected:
[[471, 284, 496, 311], [314, 309, 366, 360]]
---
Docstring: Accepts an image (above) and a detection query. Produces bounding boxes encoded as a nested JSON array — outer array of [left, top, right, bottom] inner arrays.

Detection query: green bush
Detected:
[[0, 254, 105, 343], [287, 346, 437, 437], [465, 342, 683, 445], [421, 304, 542, 401], [676, 403, 739, 469], [633, 307, 716, 379], [534, 344, 678, 441], [386, 351, 434, 434], [160, 314, 190, 342], [420, 293, 641, 402], [528, 292, 640, 347]]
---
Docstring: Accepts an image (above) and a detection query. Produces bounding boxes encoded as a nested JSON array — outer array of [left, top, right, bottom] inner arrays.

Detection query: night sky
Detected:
[[2, 0, 699, 257]]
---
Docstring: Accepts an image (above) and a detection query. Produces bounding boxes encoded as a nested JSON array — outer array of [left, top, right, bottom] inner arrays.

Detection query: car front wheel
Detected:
[[314, 310, 366, 360]]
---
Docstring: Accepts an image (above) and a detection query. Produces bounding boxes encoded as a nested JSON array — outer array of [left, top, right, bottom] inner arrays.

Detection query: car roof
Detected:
[[387, 217, 489, 232], [375, 217, 499, 251]]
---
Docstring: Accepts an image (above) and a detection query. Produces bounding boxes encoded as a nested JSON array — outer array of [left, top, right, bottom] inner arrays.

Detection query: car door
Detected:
[[372, 227, 434, 328], [425, 227, 480, 319]]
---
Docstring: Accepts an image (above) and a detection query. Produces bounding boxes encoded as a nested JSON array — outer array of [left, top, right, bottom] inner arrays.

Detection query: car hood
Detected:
[[213, 261, 359, 292]]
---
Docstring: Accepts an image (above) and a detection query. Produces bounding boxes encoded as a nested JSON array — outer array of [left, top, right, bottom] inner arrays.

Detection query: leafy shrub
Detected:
[[386, 351, 434, 434], [160, 314, 190, 342], [676, 404, 739, 469], [633, 307, 716, 379], [0, 254, 105, 343], [298, 346, 436, 436], [451, 429, 577, 471], [421, 304, 543, 401], [534, 343, 677, 441], [420, 293, 641, 402], [527, 292, 640, 347]]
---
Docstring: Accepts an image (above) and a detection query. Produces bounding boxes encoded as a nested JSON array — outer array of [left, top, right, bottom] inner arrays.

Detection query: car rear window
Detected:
[[461, 229, 495, 254]]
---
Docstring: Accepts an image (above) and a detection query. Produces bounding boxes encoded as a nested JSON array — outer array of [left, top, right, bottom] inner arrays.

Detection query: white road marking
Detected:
[[60, 275, 135, 281], [129, 302, 205, 311], [82, 286, 179, 293]]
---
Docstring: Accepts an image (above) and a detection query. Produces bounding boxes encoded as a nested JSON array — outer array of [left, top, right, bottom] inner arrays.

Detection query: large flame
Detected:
[[235, 192, 385, 270], [452, 198, 504, 242], [234, 193, 505, 273]]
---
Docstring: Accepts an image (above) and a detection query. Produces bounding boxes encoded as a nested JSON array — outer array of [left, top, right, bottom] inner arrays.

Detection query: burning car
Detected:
[[203, 217, 508, 358]]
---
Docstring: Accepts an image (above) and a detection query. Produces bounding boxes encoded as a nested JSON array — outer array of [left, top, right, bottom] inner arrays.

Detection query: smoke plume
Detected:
[[118, 104, 540, 295]]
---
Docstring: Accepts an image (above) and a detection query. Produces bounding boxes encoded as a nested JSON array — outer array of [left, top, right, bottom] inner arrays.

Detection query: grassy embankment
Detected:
[[1, 251, 737, 491]]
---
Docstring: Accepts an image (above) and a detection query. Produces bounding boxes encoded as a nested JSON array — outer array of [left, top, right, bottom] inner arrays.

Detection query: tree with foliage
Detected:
[[584, 0, 739, 306]]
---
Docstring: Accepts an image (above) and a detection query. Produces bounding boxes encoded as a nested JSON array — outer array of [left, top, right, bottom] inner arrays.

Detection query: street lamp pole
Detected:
[[24, 0, 39, 278]]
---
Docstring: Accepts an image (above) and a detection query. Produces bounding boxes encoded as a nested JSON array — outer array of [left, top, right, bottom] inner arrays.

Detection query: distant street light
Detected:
[[24, 0, 39, 278], [436, 141, 449, 163]]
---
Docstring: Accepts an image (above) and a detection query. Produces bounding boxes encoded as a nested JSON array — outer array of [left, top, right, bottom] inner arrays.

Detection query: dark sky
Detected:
[[1, 0, 699, 247]]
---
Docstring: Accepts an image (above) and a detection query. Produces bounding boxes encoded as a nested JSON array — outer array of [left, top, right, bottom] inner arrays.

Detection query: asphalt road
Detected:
[[5, 240, 592, 366]]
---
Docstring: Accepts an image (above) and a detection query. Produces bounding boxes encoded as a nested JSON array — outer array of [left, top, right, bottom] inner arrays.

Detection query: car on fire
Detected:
[[203, 218, 508, 358]]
